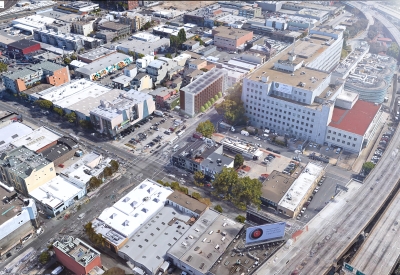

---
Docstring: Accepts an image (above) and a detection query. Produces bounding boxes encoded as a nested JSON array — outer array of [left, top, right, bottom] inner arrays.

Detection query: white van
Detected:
[[51, 266, 64, 275], [172, 144, 179, 152]]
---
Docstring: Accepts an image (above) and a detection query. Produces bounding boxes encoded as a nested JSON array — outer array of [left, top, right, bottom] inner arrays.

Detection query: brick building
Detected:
[[148, 87, 177, 109], [7, 39, 41, 58], [212, 26, 253, 51], [53, 236, 102, 275], [180, 68, 228, 117]]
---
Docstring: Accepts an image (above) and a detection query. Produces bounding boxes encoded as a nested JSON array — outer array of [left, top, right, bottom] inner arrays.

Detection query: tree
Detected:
[[200, 106, 205, 113], [170, 35, 180, 50], [235, 215, 246, 223], [234, 154, 244, 168], [177, 28, 187, 43], [79, 119, 92, 129], [387, 43, 399, 60], [194, 171, 205, 186], [362, 162, 375, 175], [137, 53, 145, 59], [165, 53, 173, 59], [109, 160, 119, 173], [191, 192, 202, 200], [103, 267, 126, 275], [53, 107, 64, 116], [89, 176, 102, 189], [65, 112, 77, 123], [218, 92, 223, 98], [39, 251, 50, 264], [200, 68, 208, 72], [369, 41, 387, 54], [199, 197, 212, 206], [143, 21, 151, 30], [210, 98, 215, 104], [35, 99, 53, 109], [0, 62, 8, 73], [214, 95, 219, 101], [215, 99, 247, 125], [213, 167, 238, 196], [103, 166, 113, 177], [196, 120, 215, 138], [63, 57, 71, 65], [214, 204, 223, 213]]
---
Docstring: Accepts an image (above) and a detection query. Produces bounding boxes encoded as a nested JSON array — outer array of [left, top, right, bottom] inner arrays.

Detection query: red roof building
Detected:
[[326, 100, 382, 153]]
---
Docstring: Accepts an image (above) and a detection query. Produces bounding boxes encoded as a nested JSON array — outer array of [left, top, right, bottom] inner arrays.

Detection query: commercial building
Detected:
[[72, 20, 95, 36], [184, 4, 222, 27], [0, 122, 33, 152], [167, 191, 208, 218], [7, 39, 41, 58], [148, 87, 178, 109], [90, 89, 155, 137], [114, 37, 170, 56], [99, 21, 131, 37], [78, 47, 116, 64], [11, 127, 61, 153], [120, 13, 151, 32], [188, 59, 207, 71], [212, 26, 253, 51], [238, 6, 262, 18], [326, 94, 382, 154], [42, 136, 79, 167], [167, 208, 243, 275], [146, 57, 178, 85], [278, 163, 324, 217], [33, 29, 102, 51], [260, 170, 295, 208], [112, 75, 133, 91], [130, 32, 160, 42], [75, 52, 133, 81], [182, 40, 200, 51], [200, 152, 234, 180], [131, 73, 153, 91], [2, 61, 70, 94], [0, 189, 38, 257], [91, 179, 173, 252], [0, 146, 57, 197], [11, 15, 55, 33], [56, 1, 99, 14], [256, 1, 283, 12], [95, 30, 116, 44], [53, 236, 102, 275], [220, 137, 263, 160], [241, 28, 344, 144], [29, 175, 86, 217], [153, 25, 189, 38], [180, 68, 228, 117]]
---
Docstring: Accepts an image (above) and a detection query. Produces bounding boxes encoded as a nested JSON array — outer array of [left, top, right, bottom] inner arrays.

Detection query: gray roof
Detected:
[[133, 72, 149, 81], [180, 68, 227, 95], [42, 143, 72, 162], [148, 87, 170, 97], [116, 37, 170, 55], [78, 47, 116, 62], [112, 75, 133, 84], [75, 52, 132, 76], [200, 152, 233, 174], [118, 205, 193, 273], [3, 61, 66, 80], [147, 60, 164, 69]]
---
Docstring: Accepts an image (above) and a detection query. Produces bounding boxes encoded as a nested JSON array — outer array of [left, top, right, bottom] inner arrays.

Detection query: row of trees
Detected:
[[157, 180, 212, 206], [212, 167, 262, 210], [84, 222, 107, 246], [200, 92, 223, 113], [88, 160, 119, 190]]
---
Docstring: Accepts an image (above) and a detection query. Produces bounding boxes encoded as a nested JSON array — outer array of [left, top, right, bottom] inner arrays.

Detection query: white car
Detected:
[[51, 266, 64, 275], [181, 272, 188, 275]]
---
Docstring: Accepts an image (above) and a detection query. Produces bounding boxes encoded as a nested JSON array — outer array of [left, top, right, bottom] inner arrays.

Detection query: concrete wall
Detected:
[[24, 162, 57, 196]]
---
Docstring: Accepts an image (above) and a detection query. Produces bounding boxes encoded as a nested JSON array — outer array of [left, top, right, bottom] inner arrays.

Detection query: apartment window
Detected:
[[348, 136, 352, 139], [332, 137, 335, 141], [347, 142, 350, 145], [309, 130, 312, 133], [342, 141, 345, 144], [337, 139, 340, 142], [352, 144, 356, 147], [354, 138, 357, 141], [333, 131, 336, 135]]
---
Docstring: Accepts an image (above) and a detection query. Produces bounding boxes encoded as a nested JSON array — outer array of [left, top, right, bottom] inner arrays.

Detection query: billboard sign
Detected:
[[245, 222, 286, 245], [274, 82, 293, 94]]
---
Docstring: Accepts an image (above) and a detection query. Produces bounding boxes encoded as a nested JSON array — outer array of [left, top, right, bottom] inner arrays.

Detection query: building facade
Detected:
[[99, 21, 131, 37], [212, 26, 253, 51], [120, 13, 151, 32], [72, 20, 94, 36], [7, 39, 41, 58], [238, 6, 262, 18]]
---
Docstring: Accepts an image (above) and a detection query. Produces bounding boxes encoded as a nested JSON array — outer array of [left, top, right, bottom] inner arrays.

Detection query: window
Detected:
[[354, 138, 357, 141], [328, 130, 331, 133], [338, 133, 341, 136], [343, 135, 347, 138], [333, 131, 336, 135], [352, 144, 356, 147], [332, 137, 335, 141], [342, 141, 345, 144]]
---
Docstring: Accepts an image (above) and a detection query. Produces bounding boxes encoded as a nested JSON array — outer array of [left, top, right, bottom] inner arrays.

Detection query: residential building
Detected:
[[120, 13, 151, 32], [212, 26, 253, 51], [146, 57, 178, 85], [29, 175, 86, 217], [0, 189, 38, 256], [78, 47, 117, 63], [188, 59, 207, 71], [114, 37, 170, 56], [238, 6, 262, 18], [56, 1, 99, 14], [148, 87, 178, 109], [182, 69, 204, 87], [90, 89, 155, 137], [11, 127, 61, 153], [180, 68, 228, 117], [172, 53, 192, 67], [260, 170, 295, 209], [183, 4, 222, 27], [113, 75, 134, 90], [166, 209, 243, 275], [33, 29, 102, 51], [53, 236, 102, 275], [199, 152, 234, 180], [241, 29, 344, 144], [131, 73, 153, 91], [121, 0, 139, 10], [2, 61, 70, 94], [182, 40, 200, 51], [75, 52, 133, 81], [0, 122, 33, 152], [326, 93, 382, 154], [0, 146, 57, 196], [6, 39, 41, 59], [136, 55, 154, 70], [256, 1, 283, 12], [99, 21, 131, 37], [72, 20, 95, 36], [278, 163, 323, 217]]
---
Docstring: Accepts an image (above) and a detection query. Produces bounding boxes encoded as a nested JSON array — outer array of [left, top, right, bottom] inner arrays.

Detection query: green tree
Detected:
[[234, 154, 244, 168], [214, 95, 219, 101], [218, 92, 223, 98], [35, 99, 53, 109], [165, 53, 173, 59], [214, 204, 223, 213], [63, 57, 71, 65], [196, 120, 215, 138], [191, 192, 202, 200], [210, 98, 215, 104], [387, 43, 399, 60], [79, 119, 92, 129], [143, 21, 151, 30], [231, 177, 262, 210], [70, 53, 77, 61], [362, 162, 375, 175], [215, 99, 247, 125], [212, 167, 238, 196], [137, 53, 145, 59], [177, 28, 186, 43], [200, 106, 205, 112], [65, 112, 77, 123], [39, 251, 50, 264], [103, 166, 113, 177], [235, 215, 246, 223], [194, 171, 205, 186], [200, 68, 208, 72], [53, 107, 64, 116], [170, 35, 180, 49], [109, 160, 119, 173], [205, 102, 210, 109], [89, 176, 102, 189], [0, 62, 8, 73]]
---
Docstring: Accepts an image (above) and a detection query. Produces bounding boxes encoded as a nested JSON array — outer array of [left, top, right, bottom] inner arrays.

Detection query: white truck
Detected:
[[159, 261, 170, 273], [154, 110, 164, 117], [241, 130, 249, 136]]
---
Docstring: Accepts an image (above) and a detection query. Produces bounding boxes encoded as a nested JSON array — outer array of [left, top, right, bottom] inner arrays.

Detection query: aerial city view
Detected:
[[0, 0, 399, 275]]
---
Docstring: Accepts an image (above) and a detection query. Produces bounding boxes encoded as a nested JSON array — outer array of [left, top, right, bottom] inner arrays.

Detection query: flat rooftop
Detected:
[[29, 176, 83, 209], [119, 205, 193, 273], [261, 170, 295, 204], [76, 52, 132, 76], [213, 26, 252, 39], [278, 163, 323, 212], [329, 100, 381, 136], [180, 68, 227, 95], [0, 122, 33, 150], [78, 47, 116, 62], [115, 37, 170, 55], [3, 61, 66, 80], [167, 191, 207, 215], [167, 209, 243, 274], [11, 127, 60, 152], [0, 184, 23, 226]]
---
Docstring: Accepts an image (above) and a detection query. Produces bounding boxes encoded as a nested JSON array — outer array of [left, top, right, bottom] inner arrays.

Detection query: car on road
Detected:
[[21, 233, 32, 243], [51, 266, 64, 275], [6, 252, 12, 258], [273, 150, 281, 154]]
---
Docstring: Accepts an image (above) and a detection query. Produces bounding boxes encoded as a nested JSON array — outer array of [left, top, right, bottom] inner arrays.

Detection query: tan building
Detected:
[[120, 13, 151, 32], [72, 20, 94, 36], [0, 146, 56, 196], [212, 26, 253, 51], [188, 59, 207, 70], [260, 171, 295, 209], [166, 191, 208, 218]]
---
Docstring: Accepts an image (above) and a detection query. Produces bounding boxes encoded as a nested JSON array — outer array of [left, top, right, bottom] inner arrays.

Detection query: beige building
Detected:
[[72, 20, 94, 36], [0, 146, 56, 196], [120, 13, 151, 32]]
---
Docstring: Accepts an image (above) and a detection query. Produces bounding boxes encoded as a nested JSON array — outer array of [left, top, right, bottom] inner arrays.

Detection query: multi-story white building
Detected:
[[242, 29, 343, 144], [146, 57, 178, 85], [90, 89, 155, 137]]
